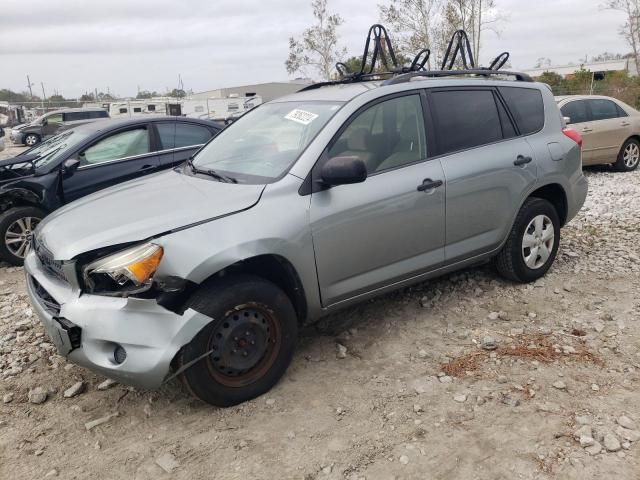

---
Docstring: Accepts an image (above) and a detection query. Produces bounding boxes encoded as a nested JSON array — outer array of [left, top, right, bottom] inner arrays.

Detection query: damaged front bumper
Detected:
[[24, 251, 212, 389]]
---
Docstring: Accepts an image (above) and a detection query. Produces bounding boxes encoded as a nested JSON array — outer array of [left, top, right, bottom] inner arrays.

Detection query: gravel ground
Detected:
[[0, 130, 639, 479]]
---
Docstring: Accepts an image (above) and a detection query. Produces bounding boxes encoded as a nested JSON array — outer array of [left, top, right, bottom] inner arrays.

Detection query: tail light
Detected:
[[562, 128, 582, 148]]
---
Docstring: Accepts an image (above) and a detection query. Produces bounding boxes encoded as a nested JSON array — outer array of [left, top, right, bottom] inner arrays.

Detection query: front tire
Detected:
[[0, 206, 45, 266], [178, 274, 298, 407], [495, 198, 560, 283], [614, 138, 640, 172], [23, 133, 40, 146]]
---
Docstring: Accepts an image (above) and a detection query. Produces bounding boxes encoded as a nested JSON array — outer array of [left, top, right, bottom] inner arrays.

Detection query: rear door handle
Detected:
[[514, 155, 533, 166], [581, 127, 593, 133], [417, 178, 443, 192], [621, 121, 631, 126], [140, 164, 156, 171]]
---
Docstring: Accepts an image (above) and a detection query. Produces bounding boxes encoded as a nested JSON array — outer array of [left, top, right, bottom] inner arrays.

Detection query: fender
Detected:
[[0, 171, 61, 212]]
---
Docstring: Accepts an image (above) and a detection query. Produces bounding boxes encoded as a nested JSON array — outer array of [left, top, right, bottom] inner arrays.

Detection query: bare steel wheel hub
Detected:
[[5, 216, 40, 258], [206, 305, 281, 387], [623, 143, 640, 169], [521, 214, 554, 270]]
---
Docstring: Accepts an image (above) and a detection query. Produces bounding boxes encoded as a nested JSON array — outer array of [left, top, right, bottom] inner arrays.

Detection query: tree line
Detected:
[[0, 88, 189, 107]]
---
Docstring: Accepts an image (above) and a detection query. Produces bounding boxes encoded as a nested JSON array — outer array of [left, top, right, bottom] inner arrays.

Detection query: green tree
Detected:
[[136, 90, 160, 99], [286, 0, 347, 80], [0, 89, 32, 103], [536, 71, 566, 92], [167, 88, 186, 98]]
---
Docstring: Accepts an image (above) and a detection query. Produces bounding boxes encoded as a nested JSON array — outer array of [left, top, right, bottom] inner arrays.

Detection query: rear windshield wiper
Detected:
[[186, 158, 238, 183]]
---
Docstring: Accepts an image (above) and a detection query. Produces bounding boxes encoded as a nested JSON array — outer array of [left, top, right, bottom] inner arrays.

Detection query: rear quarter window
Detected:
[[499, 87, 545, 135]]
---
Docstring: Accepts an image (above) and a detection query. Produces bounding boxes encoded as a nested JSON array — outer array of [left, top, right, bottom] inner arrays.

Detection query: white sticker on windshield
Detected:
[[284, 109, 319, 125]]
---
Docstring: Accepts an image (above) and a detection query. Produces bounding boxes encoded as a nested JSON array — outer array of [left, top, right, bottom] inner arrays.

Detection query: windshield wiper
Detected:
[[186, 158, 238, 183]]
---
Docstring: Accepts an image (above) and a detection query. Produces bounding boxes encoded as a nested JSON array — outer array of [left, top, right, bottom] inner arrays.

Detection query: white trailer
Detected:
[[108, 100, 168, 117], [205, 95, 262, 122]]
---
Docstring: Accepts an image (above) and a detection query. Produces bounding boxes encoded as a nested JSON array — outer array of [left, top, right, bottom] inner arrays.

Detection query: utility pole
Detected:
[[26, 75, 34, 100], [41, 82, 46, 108]]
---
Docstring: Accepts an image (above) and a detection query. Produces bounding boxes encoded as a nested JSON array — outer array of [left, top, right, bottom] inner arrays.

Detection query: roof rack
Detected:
[[382, 69, 533, 85], [299, 24, 530, 92]]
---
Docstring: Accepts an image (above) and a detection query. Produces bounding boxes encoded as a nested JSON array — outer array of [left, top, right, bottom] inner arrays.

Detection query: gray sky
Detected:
[[0, 0, 630, 98]]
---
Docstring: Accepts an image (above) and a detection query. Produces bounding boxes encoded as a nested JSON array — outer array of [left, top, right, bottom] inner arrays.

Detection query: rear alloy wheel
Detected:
[[495, 198, 560, 283], [178, 274, 297, 407], [0, 206, 45, 266], [24, 134, 40, 146], [615, 138, 640, 172]]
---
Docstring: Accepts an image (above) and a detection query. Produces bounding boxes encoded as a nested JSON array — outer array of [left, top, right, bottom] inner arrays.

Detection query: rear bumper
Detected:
[[566, 173, 588, 224], [9, 130, 23, 143], [24, 251, 212, 389]]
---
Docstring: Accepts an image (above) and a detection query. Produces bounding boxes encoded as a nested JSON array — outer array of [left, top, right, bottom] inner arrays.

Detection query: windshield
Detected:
[[23, 129, 92, 170], [191, 101, 343, 182]]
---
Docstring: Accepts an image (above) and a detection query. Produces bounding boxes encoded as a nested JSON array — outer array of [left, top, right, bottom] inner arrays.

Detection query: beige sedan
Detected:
[[556, 95, 640, 171]]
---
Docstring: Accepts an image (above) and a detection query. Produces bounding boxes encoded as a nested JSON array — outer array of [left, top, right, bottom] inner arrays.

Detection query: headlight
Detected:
[[83, 243, 163, 295]]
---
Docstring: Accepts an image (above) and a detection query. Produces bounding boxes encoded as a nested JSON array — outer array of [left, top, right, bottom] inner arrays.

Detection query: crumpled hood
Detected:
[[37, 169, 265, 260]]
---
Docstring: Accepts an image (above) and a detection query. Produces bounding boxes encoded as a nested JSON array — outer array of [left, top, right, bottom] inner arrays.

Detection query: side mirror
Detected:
[[320, 156, 367, 187], [41, 118, 48, 126], [62, 158, 80, 176], [563, 116, 572, 125]]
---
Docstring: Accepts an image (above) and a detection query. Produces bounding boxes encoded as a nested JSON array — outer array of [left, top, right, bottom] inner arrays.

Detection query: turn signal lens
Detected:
[[86, 243, 164, 289], [126, 247, 164, 284]]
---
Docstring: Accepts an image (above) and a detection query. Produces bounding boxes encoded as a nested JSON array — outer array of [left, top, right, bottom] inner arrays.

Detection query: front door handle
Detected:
[[621, 121, 631, 127], [140, 164, 155, 171], [514, 155, 533, 166], [417, 178, 443, 192]]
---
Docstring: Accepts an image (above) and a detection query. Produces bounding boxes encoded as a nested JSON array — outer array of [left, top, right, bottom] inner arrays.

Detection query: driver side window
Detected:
[[79, 128, 150, 166], [328, 94, 427, 174]]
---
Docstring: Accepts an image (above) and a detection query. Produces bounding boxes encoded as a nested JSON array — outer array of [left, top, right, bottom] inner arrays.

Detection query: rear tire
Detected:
[[0, 206, 45, 266], [614, 138, 640, 172], [495, 198, 560, 283], [178, 274, 298, 407], [23, 133, 40, 146]]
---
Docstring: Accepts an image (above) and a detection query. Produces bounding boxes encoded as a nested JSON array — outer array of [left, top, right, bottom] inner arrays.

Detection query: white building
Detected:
[[190, 80, 312, 102], [522, 59, 638, 79]]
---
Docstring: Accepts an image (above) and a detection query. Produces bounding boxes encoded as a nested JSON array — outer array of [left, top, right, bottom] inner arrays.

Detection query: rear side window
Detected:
[[588, 99, 620, 121], [499, 87, 544, 135], [64, 112, 85, 121], [87, 111, 107, 119], [561, 101, 589, 124], [174, 123, 212, 148], [156, 122, 175, 149], [431, 90, 502, 155]]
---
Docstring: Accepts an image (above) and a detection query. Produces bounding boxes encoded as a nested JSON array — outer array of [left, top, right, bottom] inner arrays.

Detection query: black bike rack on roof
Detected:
[[300, 24, 432, 92], [299, 24, 531, 93]]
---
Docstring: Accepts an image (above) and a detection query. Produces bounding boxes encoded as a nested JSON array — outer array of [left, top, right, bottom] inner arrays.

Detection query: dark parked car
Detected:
[[0, 116, 222, 265], [11, 108, 110, 146]]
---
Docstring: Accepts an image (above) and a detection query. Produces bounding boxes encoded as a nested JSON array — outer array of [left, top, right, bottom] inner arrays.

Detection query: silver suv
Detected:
[[25, 71, 588, 406]]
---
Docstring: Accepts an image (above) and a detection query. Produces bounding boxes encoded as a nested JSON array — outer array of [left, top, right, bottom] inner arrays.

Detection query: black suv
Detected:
[[0, 116, 222, 265], [13, 108, 109, 146]]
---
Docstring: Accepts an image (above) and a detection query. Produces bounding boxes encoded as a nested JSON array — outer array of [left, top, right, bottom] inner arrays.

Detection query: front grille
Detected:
[[33, 237, 66, 282], [30, 276, 61, 315]]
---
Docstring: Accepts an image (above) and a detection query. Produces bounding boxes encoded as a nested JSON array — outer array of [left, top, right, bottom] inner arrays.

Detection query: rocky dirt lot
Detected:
[[0, 132, 639, 479]]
